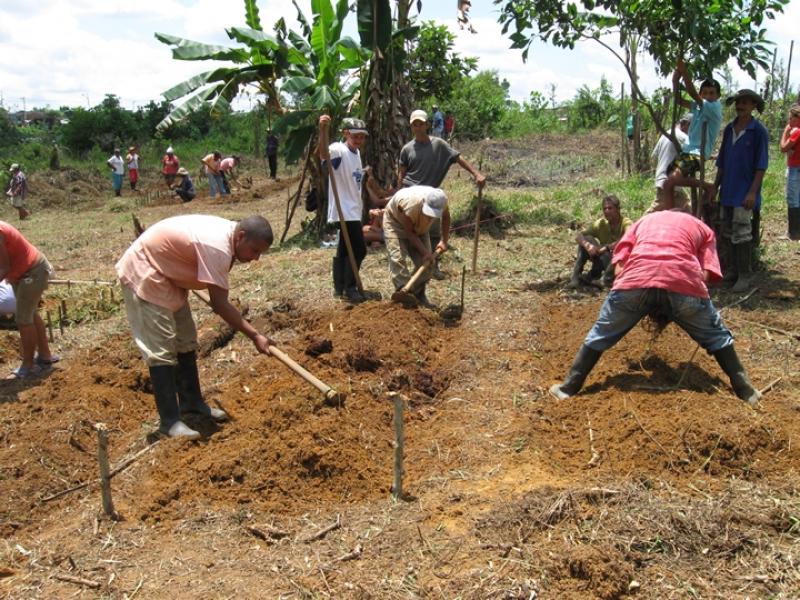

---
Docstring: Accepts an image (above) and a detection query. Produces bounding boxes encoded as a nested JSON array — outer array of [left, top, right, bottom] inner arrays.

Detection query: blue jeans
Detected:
[[207, 173, 226, 198], [786, 167, 800, 209], [583, 289, 733, 353]]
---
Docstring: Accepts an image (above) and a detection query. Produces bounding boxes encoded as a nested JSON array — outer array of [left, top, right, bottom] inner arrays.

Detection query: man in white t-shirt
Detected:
[[107, 149, 124, 197], [648, 113, 692, 212], [319, 115, 368, 303]]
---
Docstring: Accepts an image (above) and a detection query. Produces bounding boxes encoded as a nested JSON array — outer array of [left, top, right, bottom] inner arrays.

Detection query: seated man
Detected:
[[363, 209, 385, 248], [568, 195, 631, 289], [382, 186, 450, 308], [550, 209, 760, 406], [173, 168, 196, 203]]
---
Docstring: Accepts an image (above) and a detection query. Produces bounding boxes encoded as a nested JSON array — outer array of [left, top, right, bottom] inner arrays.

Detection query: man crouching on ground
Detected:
[[383, 186, 449, 308], [116, 215, 275, 439], [551, 209, 760, 406]]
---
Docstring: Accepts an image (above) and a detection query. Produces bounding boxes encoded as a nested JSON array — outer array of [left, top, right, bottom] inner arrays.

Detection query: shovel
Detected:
[[391, 247, 445, 308]]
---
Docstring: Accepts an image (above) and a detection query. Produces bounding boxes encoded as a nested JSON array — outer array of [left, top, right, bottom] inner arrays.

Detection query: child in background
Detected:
[[780, 105, 800, 240]]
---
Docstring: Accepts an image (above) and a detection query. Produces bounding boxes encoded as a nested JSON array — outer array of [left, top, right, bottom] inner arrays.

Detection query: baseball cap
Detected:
[[166, 146, 174, 154], [342, 118, 368, 135], [421, 188, 447, 219], [409, 110, 428, 124], [9, 163, 19, 172]]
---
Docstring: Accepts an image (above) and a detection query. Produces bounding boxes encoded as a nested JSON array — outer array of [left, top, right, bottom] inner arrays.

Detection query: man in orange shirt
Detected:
[[0, 221, 59, 379], [116, 214, 275, 439]]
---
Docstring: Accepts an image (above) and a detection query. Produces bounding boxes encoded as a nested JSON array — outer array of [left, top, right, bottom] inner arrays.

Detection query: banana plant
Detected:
[[154, 0, 304, 131]]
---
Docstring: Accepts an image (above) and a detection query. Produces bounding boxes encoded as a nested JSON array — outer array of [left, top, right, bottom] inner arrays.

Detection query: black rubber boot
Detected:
[[149, 365, 200, 439], [731, 242, 753, 293], [712, 345, 761, 406], [332, 257, 345, 298], [789, 207, 800, 240], [721, 239, 737, 287], [549, 345, 603, 399], [176, 351, 227, 421], [567, 250, 588, 289], [342, 260, 365, 303], [414, 283, 436, 309]]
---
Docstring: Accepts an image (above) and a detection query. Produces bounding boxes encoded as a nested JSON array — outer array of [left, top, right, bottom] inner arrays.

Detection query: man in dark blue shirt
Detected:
[[713, 89, 769, 293]]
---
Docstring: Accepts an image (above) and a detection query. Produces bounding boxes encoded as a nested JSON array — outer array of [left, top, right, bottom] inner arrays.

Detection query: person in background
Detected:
[[126, 146, 140, 191], [173, 168, 196, 203], [319, 115, 368, 303], [162, 147, 180, 189], [107, 149, 124, 197], [219, 155, 241, 194], [713, 89, 769, 293], [567, 195, 632, 289], [0, 221, 59, 379], [115, 214, 275, 439], [201, 151, 226, 199], [444, 113, 455, 140], [265, 129, 279, 180], [6, 164, 29, 220], [431, 105, 445, 138], [647, 113, 692, 213], [399, 109, 486, 280], [550, 210, 761, 407], [779, 104, 800, 240]]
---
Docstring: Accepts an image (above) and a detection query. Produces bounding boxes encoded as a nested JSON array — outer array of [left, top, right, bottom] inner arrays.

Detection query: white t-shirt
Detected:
[[652, 127, 689, 189], [0, 281, 16, 315], [107, 155, 124, 175], [325, 141, 364, 223]]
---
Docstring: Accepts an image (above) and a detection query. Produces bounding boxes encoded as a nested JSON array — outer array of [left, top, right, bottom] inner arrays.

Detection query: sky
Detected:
[[1, 0, 798, 114]]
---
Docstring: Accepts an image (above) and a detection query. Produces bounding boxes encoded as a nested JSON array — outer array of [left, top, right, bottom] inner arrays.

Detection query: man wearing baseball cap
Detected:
[[319, 115, 369, 303], [398, 109, 485, 281], [713, 88, 769, 293], [382, 186, 450, 308], [6, 164, 29, 220]]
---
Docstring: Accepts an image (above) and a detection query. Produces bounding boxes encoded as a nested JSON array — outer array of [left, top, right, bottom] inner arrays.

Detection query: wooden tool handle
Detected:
[[400, 247, 445, 294], [267, 345, 336, 398]]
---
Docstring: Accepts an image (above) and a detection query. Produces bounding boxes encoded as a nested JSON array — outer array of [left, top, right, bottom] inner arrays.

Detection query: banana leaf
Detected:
[[154, 33, 249, 62]]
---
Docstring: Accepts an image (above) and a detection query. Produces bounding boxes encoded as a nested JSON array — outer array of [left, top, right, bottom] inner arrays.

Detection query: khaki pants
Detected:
[[121, 285, 198, 367], [12, 257, 51, 326], [386, 234, 432, 292], [647, 187, 689, 213], [721, 206, 753, 245]]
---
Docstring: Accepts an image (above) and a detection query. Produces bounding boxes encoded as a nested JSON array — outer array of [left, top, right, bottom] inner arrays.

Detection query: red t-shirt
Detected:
[[0, 221, 40, 282], [162, 154, 180, 175], [787, 127, 800, 167], [611, 211, 721, 299]]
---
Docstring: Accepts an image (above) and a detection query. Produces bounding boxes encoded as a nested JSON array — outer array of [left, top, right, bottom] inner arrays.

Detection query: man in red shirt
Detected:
[[0, 221, 58, 378], [116, 214, 275, 439], [550, 209, 760, 405]]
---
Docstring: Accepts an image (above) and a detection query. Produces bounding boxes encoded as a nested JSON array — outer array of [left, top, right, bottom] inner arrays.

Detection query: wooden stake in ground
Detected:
[[390, 392, 405, 500], [46, 311, 53, 343], [471, 186, 484, 274], [95, 423, 117, 519]]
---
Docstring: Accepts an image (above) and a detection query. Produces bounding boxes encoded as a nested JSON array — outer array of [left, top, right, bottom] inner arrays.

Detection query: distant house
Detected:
[[11, 110, 60, 128]]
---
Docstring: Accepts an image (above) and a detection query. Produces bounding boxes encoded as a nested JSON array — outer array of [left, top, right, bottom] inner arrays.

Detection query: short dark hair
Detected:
[[603, 194, 621, 209], [699, 78, 721, 95], [237, 215, 273, 246]]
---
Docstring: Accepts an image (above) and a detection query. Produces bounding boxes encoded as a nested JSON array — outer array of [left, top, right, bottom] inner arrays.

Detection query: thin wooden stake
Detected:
[[60, 299, 68, 322], [53, 573, 101, 589], [471, 187, 484, 274], [58, 304, 64, 336], [391, 392, 405, 500], [95, 423, 117, 519], [46, 311, 53, 343]]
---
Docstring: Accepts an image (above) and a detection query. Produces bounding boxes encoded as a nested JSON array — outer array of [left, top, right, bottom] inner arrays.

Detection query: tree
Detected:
[[447, 71, 511, 139], [405, 21, 478, 104], [495, 0, 789, 142]]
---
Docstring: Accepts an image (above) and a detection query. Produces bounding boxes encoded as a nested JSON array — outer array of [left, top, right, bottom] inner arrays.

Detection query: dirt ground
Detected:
[[1, 134, 799, 598]]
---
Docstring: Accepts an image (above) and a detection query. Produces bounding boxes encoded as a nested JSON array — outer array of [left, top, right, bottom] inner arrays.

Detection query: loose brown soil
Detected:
[[1, 134, 799, 598]]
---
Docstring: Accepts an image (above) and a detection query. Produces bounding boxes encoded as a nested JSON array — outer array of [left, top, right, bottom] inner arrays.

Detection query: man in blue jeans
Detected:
[[550, 209, 760, 406]]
